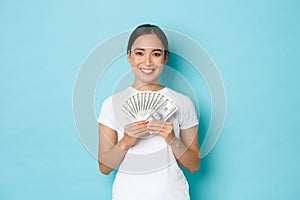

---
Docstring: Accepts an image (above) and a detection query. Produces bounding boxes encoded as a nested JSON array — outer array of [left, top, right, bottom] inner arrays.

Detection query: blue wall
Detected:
[[1, 0, 300, 199]]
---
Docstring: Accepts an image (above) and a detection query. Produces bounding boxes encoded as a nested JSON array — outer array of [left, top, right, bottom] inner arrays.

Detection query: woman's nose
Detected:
[[145, 53, 152, 65]]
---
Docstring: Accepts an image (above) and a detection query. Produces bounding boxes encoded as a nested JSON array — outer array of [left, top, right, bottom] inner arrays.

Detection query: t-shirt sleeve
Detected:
[[97, 96, 117, 130], [179, 96, 199, 130]]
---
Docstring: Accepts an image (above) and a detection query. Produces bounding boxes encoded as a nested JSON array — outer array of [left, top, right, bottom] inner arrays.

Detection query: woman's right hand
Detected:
[[121, 120, 149, 148]]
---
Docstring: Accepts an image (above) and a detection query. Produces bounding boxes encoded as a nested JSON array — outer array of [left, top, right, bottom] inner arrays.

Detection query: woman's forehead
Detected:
[[131, 34, 164, 50]]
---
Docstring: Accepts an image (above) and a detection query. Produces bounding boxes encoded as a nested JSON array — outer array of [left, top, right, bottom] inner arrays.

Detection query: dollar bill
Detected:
[[122, 91, 177, 122], [147, 99, 177, 121]]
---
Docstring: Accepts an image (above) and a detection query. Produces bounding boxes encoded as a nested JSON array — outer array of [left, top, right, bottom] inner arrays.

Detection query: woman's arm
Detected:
[[169, 126, 200, 173], [147, 121, 200, 173], [98, 121, 148, 175], [98, 124, 127, 175]]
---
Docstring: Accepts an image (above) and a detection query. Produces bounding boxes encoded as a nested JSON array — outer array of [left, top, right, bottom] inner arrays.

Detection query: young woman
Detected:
[[97, 24, 200, 200]]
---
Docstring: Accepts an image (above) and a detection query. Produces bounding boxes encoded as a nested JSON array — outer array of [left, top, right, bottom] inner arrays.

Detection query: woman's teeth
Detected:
[[140, 69, 154, 74]]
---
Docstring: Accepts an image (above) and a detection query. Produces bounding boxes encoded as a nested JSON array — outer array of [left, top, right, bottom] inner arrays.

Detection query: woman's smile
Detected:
[[139, 66, 156, 75]]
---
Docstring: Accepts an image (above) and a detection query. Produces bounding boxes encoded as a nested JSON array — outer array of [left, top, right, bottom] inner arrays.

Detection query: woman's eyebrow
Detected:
[[152, 49, 163, 52], [133, 48, 163, 52], [133, 48, 145, 51]]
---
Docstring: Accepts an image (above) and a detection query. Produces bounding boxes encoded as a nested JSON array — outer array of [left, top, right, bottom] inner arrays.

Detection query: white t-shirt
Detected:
[[98, 86, 198, 200]]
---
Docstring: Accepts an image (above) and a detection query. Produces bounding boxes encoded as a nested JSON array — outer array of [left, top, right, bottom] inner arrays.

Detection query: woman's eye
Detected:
[[152, 52, 162, 57], [135, 52, 144, 56]]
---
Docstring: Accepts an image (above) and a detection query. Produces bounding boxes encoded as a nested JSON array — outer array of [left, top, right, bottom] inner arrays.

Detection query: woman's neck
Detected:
[[132, 82, 165, 91]]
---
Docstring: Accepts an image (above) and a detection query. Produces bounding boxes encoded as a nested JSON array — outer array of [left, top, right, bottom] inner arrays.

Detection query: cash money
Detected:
[[121, 91, 177, 122], [148, 100, 177, 121]]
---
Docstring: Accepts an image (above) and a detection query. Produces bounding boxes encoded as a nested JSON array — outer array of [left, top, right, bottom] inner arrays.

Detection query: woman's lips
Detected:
[[140, 68, 154, 74]]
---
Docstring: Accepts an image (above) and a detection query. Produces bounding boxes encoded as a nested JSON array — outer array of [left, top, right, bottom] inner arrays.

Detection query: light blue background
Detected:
[[1, 0, 300, 199]]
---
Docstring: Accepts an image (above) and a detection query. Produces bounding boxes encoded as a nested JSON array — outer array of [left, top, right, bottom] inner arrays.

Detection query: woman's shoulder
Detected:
[[164, 87, 192, 102], [103, 87, 133, 99], [101, 86, 134, 106]]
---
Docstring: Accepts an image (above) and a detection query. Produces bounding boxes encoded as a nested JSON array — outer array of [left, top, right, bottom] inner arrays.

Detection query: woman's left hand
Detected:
[[146, 120, 175, 143]]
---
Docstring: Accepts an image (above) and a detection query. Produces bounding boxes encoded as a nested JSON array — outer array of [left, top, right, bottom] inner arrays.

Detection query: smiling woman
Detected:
[[128, 34, 167, 89], [97, 24, 200, 200]]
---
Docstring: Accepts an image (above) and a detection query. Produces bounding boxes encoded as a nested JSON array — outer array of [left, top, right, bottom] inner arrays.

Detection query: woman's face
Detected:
[[127, 34, 168, 86]]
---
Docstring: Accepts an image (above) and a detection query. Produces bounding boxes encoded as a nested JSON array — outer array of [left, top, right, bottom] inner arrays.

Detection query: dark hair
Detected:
[[127, 24, 169, 53]]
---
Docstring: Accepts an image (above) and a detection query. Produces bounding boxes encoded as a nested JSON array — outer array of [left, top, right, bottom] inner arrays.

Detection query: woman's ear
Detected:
[[163, 51, 169, 64], [127, 50, 131, 63]]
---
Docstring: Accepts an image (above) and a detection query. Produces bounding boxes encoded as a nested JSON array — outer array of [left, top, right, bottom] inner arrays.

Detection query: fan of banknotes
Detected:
[[121, 91, 178, 122]]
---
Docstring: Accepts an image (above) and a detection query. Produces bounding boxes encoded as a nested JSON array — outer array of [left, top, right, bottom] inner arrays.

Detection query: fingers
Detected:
[[147, 120, 173, 135], [147, 120, 172, 129], [125, 121, 148, 129], [125, 120, 174, 140], [125, 120, 149, 138]]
